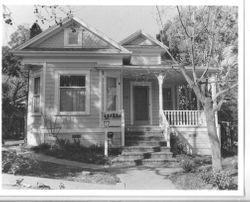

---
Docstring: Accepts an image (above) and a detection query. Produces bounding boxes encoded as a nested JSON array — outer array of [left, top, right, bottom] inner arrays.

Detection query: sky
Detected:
[[2, 5, 177, 46]]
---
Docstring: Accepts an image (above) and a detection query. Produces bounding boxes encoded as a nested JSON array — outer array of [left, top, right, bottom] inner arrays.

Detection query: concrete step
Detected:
[[126, 135, 164, 141], [126, 126, 162, 132], [122, 146, 170, 153], [112, 158, 177, 167], [125, 131, 163, 137], [125, 140, 167, 147], [116, 151, 173, 161]]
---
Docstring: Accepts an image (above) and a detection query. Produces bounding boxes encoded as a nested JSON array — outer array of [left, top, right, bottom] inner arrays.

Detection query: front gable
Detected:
[[14, 17, 130, 55], [120, 30, 169, 65]]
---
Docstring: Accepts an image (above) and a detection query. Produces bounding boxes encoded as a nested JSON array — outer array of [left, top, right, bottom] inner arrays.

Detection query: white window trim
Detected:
[[104, 72, 121, 113], [55, 70, 90, 115], [64, 28, 82, 47], [31, 70, 42, 116]]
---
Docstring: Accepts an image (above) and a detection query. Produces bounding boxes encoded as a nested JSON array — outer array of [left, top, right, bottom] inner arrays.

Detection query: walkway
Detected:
[[3, 146, 181, 189]]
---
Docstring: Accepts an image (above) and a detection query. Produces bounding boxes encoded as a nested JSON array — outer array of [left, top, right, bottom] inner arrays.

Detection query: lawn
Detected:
[[167, 155, 238, 190], [2, 150, 120, 185]]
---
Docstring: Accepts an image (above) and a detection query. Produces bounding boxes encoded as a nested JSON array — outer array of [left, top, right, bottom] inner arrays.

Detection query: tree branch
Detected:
[[213, 83, 237, 101], [177, 6, 191, 38]]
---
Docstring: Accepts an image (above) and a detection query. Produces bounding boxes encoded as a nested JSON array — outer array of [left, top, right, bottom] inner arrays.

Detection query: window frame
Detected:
[[31, 70, 42, 115], [64, 28, 82, 47], [104, 73, 120, 113], [55, 70, 90, 115]]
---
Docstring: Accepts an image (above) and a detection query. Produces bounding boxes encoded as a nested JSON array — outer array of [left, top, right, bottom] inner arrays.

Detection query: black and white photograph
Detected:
[[1, 0, 249, 201]]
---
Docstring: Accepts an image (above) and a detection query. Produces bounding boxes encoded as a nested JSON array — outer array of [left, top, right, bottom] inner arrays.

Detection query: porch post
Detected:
[[157, 74, 164, 126]]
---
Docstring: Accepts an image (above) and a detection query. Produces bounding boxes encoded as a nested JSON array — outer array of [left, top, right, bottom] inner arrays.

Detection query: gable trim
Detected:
[[15, 17, 131, 54], [120, 30, 169, 51]]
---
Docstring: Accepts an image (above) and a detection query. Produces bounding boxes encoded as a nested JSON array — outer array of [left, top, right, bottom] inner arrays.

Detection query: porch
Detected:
[[100, 66, 218, 152]]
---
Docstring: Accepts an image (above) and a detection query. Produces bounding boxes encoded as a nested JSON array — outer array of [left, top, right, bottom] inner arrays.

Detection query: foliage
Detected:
[[169, 172, 210, 190], [176, 155, 196, 172], [200, 168, 237, 190], [170, 133, 190, 155], [8, 25, 30, 48], [157, 6, 238, 170], [41, 110, 62, 140], [31, 140, 109, 165], [30, 22, 42, 39], [2, 151, 40, 175], [2, 46, 28, 140]]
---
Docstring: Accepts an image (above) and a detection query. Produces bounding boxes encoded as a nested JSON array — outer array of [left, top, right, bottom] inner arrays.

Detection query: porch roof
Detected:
[[97, 64, 219, 84]]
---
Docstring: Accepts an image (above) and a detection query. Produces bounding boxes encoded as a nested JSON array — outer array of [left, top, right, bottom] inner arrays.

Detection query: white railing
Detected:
[[163, 110, 204, 126]]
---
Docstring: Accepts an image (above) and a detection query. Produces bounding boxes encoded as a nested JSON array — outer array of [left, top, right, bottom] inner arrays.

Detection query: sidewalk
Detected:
[[2, 174, 124, 189]]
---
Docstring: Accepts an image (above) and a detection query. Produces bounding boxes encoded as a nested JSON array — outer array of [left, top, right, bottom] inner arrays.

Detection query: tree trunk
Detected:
[[204, 98, 222, 170]]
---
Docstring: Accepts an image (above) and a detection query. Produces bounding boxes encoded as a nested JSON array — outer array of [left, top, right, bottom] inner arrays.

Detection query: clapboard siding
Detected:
[[33, 30, 64, 48], [130, 55, 161, 65], [172, 127, 212, 155], [44, 63, 101, 129]]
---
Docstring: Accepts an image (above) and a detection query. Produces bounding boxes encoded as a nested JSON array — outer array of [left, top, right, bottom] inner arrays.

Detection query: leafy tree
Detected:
[[30, 22, 42, 39], [157, 6, 238, 170], [2, 25, 30, 140], [8, 25, 30, 49]]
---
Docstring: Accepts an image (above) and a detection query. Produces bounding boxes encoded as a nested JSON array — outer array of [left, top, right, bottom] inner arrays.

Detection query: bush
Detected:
[[2, 151, 40, 175], [181, 159, 196, 172], [31, 139, 109, 165], [200, 168, 237, 190]]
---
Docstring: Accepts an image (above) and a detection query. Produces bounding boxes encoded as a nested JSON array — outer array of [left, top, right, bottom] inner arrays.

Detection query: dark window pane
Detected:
[[60, 75, 85, 87], [34, 77, 40, 94], [60, 88, 86, 112], [68, 31, 79, 44]]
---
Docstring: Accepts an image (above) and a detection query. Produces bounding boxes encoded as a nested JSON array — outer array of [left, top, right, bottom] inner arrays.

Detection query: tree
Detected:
[[30, 22, 42, 39], [8, 25, 30, 48], [2, 26, 30, 140], [157, 6, 238, 170]]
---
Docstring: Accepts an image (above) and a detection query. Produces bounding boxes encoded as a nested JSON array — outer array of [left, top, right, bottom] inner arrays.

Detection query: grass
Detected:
[[167, 155, 238, 190], [31, 142, 118, 165], [29, 161, 120, 185], [2, 150, 120, 185]]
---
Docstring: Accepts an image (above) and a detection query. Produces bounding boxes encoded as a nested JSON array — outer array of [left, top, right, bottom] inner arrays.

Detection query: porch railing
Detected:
[[163, 110, 204, 126]]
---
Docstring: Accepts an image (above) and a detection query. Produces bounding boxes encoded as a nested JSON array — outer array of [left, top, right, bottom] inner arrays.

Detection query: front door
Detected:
[[133, 86, 149, 125]]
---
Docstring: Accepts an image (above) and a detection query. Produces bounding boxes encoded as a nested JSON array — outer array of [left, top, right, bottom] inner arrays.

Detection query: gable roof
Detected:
[[14, 17, 130, 54], [120, 30, 169, 51]]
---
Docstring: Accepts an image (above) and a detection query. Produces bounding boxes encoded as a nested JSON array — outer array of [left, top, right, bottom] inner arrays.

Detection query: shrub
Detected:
[[31, 139, 109, 165], [178, 155, 196, 172], [200, 168, 237, 190], [2, 151, 40, 175], [181, 158, 195, 172]]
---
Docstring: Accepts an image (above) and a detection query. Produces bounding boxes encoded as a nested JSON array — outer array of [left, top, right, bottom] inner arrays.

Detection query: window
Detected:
[[60, 75, 86, 112], [64, 29, 82, 47], [106, 77, 117, 111], [33, 77, 41, 113]]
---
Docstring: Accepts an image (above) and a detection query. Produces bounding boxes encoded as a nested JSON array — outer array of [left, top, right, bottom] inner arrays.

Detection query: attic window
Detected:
[[64, 28, 82, 47]]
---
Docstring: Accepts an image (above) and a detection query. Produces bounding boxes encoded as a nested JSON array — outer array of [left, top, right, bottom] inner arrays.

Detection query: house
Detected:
[[13, 17, 220, 156]]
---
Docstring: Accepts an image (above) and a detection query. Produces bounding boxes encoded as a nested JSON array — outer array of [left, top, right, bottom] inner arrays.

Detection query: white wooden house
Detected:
[[13, 17, 220, 155]]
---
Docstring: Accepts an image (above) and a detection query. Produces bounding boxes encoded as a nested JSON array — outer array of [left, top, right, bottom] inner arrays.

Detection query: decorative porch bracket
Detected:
[[156, 73, 170, 148]]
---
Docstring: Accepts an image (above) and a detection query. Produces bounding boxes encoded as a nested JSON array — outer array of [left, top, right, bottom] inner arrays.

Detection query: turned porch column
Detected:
[[157, 74, 165, 126]]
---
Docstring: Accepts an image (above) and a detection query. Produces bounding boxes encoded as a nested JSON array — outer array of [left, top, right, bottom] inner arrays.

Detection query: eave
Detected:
[[12, 50, 131, 57]]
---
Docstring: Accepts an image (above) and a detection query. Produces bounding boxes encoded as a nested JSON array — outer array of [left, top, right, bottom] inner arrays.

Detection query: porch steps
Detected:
[[112, 126, 175, 167]]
